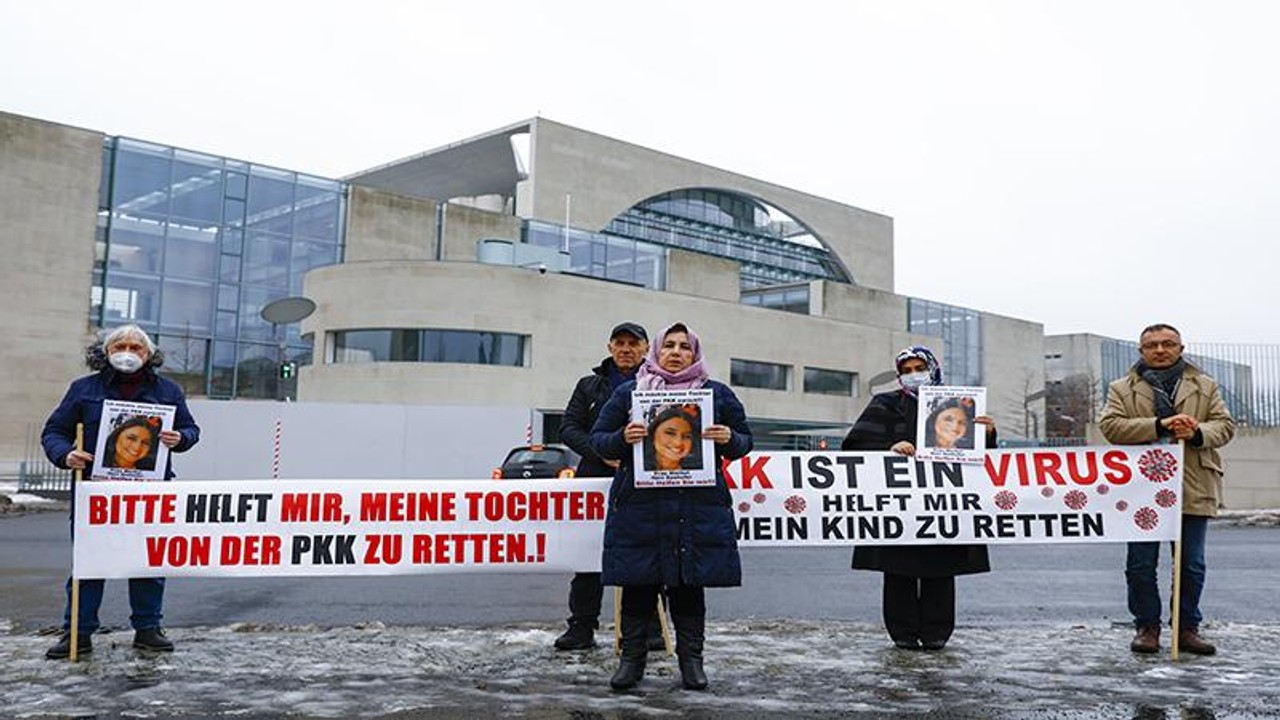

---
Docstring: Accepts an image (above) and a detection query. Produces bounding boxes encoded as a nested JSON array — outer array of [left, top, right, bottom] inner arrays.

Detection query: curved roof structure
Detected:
[[348, 117, 895, 292]]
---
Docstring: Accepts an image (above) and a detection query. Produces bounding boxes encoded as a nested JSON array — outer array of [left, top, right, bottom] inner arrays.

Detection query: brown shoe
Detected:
[[1130, 626, 1160, 653], [1178, 629, 1217, 656]]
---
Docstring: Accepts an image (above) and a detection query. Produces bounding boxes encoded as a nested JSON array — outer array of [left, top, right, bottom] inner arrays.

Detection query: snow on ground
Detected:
[[3, 620, 1278, 718]]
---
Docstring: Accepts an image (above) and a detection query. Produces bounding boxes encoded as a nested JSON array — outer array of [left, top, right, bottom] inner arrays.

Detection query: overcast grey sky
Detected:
[[4, 1, 1275, 343]]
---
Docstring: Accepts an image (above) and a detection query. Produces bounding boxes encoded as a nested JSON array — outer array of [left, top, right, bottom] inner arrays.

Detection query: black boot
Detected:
[[554, 621, 597, 650], [45, 633, 92, 660], [673, 614, 708, 690], [609, 614, 649, 690], [133, 627, 174, 652]]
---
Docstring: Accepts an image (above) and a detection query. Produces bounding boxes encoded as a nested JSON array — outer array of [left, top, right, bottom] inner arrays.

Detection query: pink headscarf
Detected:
[[635, 322, 710, 390]]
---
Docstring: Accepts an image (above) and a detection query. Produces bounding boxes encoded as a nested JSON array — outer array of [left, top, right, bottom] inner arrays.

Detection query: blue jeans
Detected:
[[62, 576, 165, 633], [61, 500, 165, 634], [1125, 515, 1208, 631]]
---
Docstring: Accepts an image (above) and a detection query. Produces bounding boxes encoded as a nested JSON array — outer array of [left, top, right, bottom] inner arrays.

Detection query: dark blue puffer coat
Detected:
[[42, 367, 200, 480], [589, 379, 752, 588]]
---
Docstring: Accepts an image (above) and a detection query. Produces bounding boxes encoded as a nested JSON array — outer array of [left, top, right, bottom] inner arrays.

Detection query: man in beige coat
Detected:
[[1100, 323, 1235, 655]]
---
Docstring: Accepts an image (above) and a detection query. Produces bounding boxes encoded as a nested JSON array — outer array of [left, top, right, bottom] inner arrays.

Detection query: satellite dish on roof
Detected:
[[260, 296, 316, 325]]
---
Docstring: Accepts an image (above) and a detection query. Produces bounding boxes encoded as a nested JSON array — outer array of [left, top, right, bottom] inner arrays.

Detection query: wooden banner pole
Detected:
[[1169, 439, 1186, 662], [656, 593, 673, 657], [68, 423, 83, 662], [613, 587, 622, 656], [1170, 520, 1184, 662]]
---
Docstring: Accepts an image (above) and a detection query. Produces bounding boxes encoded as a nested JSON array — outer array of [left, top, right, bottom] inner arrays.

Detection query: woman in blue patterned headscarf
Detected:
[[840, 345, 995, 650]]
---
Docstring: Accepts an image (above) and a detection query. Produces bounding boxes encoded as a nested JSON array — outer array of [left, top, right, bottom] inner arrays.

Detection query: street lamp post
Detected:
[[260, 296, 316, 402]]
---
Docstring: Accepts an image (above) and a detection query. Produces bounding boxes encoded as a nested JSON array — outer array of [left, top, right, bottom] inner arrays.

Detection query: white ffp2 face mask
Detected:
[[899, 371, 931, 389], [109, 352, 144, 374]]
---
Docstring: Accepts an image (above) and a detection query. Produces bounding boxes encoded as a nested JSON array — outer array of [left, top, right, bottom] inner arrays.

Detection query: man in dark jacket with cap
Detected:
[[553, 322, 648, 650]]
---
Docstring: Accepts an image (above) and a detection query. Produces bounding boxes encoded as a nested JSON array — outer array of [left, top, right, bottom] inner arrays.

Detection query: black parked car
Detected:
[[492, 444, 578, 479]]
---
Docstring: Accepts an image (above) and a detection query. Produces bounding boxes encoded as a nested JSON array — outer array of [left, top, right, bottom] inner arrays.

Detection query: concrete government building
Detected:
[[1, 110, 1046, 469]]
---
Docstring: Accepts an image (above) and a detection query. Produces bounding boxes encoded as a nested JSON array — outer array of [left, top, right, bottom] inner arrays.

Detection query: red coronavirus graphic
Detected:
[[1137, 448, 1178, 483], [1155, 489, 1178, 508], [784, 495, 807, 514], [737, 502, 751, 514], [753, 492, 767, 504], [1064, 490, 1088, 510], [1116, 500, 1129, 512], [1041, 487, 1055, 498], [1133, 506, 1159, 531], [1096, 484, 1111, 495], [993, 491, 1018, 511]]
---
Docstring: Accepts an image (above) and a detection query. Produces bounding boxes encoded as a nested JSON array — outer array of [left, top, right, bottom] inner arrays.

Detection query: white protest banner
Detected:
[[73, 478, 611, 579], [74, 446, 1185, 578], [631, 389, 715, 488], [726, 446, 1183, 545], [91, 400, 176, 481]]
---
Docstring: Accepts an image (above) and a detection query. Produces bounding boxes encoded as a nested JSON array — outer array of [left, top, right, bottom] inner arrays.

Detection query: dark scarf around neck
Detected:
[[1137, 358, 1187, 419]]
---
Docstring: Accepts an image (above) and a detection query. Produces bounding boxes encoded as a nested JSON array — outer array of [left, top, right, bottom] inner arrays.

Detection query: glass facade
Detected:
[[604, 188, 850, 289], [330, 329, 527, 367], [94, 138, 345, 398], [730, 359, 790, 391], [804, 367, 858, 397], [1099, 338, 1139, 396], [907, 298, 983, 386], [524, 220, 666, 289]]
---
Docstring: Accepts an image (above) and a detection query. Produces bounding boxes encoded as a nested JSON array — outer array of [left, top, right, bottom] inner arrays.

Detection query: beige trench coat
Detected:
[[1099, 364, 1236, 516]]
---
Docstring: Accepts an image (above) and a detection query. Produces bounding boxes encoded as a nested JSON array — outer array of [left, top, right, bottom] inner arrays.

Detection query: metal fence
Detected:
[[17, 460, 72, 496], [998, 437, 1088, 449], [17, 424, 72, 496], [1187, 343, 1280, 427], [1098, 341, 1280, 427]]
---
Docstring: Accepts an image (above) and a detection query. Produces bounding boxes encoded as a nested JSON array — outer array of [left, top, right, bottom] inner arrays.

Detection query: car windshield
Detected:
[[506, 450, 565, 465]]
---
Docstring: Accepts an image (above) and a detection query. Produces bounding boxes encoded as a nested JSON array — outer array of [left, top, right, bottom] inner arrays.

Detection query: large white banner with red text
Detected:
[[74, 478, 609, 579], [726, 446, 1183, 546], [73, 446, 1182, 578]]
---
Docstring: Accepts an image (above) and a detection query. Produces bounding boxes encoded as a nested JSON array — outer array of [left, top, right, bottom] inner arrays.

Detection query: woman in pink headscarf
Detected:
[[590, 322, 753, 692]]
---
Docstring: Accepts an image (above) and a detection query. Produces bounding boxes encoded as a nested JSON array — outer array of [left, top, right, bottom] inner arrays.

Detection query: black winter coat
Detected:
[[590, 380, 752, 588], [560, 358, 630, 478], [841, 390, 990, 578]]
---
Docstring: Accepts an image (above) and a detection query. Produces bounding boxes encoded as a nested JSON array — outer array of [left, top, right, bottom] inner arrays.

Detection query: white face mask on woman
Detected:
[[109, 352, 144, 374], [899, 371, 932, 390]]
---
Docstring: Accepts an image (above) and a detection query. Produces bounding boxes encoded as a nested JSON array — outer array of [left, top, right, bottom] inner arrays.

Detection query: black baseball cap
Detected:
[[610, 322, 648, 342]]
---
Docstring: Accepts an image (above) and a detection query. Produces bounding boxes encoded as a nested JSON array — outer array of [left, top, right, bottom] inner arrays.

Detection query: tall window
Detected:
[[331, 329, 527, 367], [804, 367, 857, 396], [907, 298, 983, 386], [95, 137, 345, 398], [524, 220, 666, 289], [730, 359, 790, 391], [742, 284, 810, 314], [605, 188, 850, 289]]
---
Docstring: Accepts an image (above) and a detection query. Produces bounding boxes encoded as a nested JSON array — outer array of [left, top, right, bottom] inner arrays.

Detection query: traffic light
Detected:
[[279, 361, 297, 380]]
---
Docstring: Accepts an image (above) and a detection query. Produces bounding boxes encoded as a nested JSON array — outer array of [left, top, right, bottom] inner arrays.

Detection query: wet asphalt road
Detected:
[[2, 509, 1279, 718]]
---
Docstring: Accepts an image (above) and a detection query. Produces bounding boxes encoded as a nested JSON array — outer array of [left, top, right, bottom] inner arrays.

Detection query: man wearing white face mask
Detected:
[[841, 345, 996, 650], [41, 324, 201, 659]]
